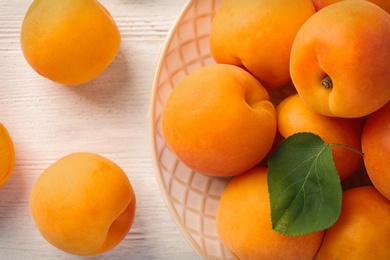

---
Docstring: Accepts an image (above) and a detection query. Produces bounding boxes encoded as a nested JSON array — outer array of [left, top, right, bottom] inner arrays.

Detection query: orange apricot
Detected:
[[216, 167, 324, 260], [312, 0, 390, 13], [20, 0, 121, 85], [0, 123, 15, 188], [361, 101, 390, 200], [290, 0, 390, 118], [276, 94, 364, 180], [162, 64, 277, 176], [317, 186, 390, 259], [209, 0, 315, 88], [29, 152, 136, 256]]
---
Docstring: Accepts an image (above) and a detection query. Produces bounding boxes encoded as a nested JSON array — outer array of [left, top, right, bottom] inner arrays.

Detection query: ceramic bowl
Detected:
[[148, 0, 236, 259], [148, 1, 375, 259]]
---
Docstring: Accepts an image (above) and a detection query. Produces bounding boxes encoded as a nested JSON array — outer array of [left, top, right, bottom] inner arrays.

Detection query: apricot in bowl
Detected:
[[161, 64, 277, 177]]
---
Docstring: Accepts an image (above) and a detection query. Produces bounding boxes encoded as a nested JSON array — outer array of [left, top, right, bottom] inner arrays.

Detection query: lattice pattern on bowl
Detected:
[[149, 0, 234, 259], [149, 1, 376, 259]]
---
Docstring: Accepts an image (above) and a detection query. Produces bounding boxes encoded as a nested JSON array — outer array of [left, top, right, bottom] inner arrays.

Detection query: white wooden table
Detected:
[[0, 1, 200, 259]]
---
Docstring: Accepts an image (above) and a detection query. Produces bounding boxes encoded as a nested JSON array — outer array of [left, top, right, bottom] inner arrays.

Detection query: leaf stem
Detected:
[[329, 143, 364, 156]]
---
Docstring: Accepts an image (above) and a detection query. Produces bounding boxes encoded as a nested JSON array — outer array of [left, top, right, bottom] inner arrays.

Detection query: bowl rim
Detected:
[[147, 0, 208, 259]]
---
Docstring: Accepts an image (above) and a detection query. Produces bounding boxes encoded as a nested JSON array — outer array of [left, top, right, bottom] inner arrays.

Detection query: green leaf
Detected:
[[267, 132, 342, 236]]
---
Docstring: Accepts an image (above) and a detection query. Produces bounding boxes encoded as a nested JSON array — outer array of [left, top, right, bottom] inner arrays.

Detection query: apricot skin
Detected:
[[276, 94, 364, 180], [162, 64, 277, 177], [29, 152, 136, 256], [216, 167, 324, 260], [0, 123, 15, 188], [210, 0, 315, 88], [290, 0, 390, 118], [361, 101, 390, 201], [312, 0, 390, 13], [20, 0, 121, 85], [317, 186, 390, 259]]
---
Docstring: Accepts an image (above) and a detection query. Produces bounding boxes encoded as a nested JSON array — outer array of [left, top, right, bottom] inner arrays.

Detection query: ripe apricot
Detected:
[[20, 0, 121, 85], [30, 152, 136, 256], [290, 0, 390, 118], [361, 101, 390, 200], [311, 0, 343, 10], [276, 94, 364, 180], [312, 0, 390, 13], [216, 167, 324, 260], [0, 123, 15, 188], [209, 0, 315, 88], [162, 64, 277, 176], [317, 186, 390, 259]]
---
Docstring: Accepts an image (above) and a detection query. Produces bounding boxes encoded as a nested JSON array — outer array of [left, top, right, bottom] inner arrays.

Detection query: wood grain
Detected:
[[0, 0, 199, 259]]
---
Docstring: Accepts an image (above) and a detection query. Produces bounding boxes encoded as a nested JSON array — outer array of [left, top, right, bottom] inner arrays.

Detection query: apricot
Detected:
[[290, 0, 390, 118], [216, 167, 325, 260], [311, 0, 343, 10], [20, 0, 121, 85], [312, 0, 390, 13], [276, 94, 364, 180], [161, 64, 277, 177], [0, 123, 15, 188], [30, 152, 136, 256], [317, 186, 390, 259], [209, 0, 315, 88], [361, 101, 390, 200]]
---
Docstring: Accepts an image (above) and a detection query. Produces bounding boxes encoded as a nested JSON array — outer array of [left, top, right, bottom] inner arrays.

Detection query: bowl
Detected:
[[148, 0, 374, 259], [148, 0, 234, 259]]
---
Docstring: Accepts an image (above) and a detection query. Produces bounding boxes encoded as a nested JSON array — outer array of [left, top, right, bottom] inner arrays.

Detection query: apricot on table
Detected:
[[0, 123, 15, 188], [29, 152, 136, 256], [209, 0, 315, 88], [20, 0, 121, 85], [162, 64, 277, 177], [290, 0, 390, 118], [216, 167, 325, 260]]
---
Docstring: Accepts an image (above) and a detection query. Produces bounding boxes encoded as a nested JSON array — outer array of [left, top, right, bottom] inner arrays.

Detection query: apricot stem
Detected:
[[322, 76, 333, 89]]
